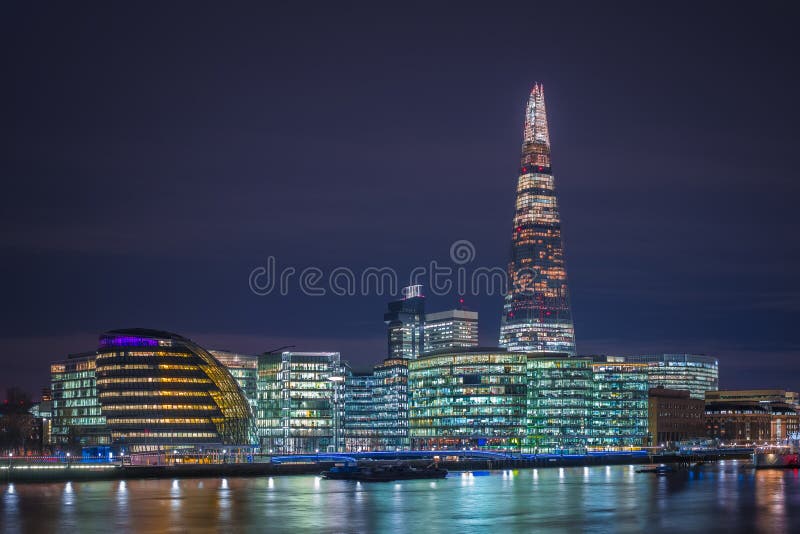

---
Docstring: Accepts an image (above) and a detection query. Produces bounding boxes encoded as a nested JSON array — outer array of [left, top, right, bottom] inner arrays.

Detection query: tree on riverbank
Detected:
[[0, 387, 39, 454]]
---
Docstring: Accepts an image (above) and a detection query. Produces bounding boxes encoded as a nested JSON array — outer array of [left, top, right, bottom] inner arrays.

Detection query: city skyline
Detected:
[[3, 5, 800, 534], [2, 3, 798, 396]]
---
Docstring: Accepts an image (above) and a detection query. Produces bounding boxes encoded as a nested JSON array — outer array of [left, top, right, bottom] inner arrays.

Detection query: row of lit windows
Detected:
[[410, 396, 524, 406], [51, 417, 106, 426], [410, 425, 523, 434], [97, 364, 201, 372], [277, 362, 337, 372], [112, 432, 217, 438], [52, 377, 95, 387], [98, 350, 192, 358], [106, 417, 213, 425], [101, 404, 218, 411], [52, 398, 100, 407], [410, 387, 525, 397], [410, 354, 525, 370], [96, 377, 212, 385], [54, 387, 97, 398], [51, 360, 96, 373], [517, 175, 554, 193], [98, 390, 209, 398], [411, 408, 523, 417]]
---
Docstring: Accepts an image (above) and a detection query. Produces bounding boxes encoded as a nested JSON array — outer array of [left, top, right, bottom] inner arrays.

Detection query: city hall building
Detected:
[[94, 329, 253, 451]]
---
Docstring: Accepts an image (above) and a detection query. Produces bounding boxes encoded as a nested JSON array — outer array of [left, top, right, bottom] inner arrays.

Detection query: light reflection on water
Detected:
[[2, 465, 800, 533]]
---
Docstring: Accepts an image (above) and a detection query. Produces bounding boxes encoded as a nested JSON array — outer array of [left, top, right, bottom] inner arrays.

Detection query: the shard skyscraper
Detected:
[[499, 83, 576, 354]]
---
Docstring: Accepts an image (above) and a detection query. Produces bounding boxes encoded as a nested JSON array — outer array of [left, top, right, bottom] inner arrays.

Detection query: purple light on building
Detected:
[[99, 336, 159, 348]]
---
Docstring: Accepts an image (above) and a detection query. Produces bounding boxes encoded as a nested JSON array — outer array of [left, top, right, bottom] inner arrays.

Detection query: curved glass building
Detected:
[[622, 354, 718, 400], [95, 329, 253, 451], [408, 349, 527, 451]]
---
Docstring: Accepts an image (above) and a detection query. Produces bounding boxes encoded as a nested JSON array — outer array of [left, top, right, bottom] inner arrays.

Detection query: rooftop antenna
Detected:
[[262, 345, 295, 355]]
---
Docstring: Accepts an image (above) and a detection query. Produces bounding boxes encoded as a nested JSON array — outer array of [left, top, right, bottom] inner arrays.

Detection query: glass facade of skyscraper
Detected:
[[589, 358, 648, 448], [50, 351, 109, 447], [95, 329, 253, 451], [408, 349, 526, 451], [424, 309, 479, 352], [385, 285, 425, 360], [622, 354, 718, 400], [343, 373, 380, 451], [342, 358, 411, 451], [372, 358, 410, 450], [499, 84, 576, 355], [257, 351, 345, 453], [524, 355, 592, 453]]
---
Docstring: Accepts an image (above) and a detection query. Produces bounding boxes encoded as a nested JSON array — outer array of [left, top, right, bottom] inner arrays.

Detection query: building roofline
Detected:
[[103, 328, 188, 341]]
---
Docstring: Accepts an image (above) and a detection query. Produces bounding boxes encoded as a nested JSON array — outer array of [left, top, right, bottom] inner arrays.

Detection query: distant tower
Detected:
[[384, 285, 425, 360], [499, 84, 576, 354], [425, 299, 479, 353]]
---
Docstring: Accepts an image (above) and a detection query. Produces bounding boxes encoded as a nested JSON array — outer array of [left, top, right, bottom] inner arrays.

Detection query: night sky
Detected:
[[2, 2, 798, 395]]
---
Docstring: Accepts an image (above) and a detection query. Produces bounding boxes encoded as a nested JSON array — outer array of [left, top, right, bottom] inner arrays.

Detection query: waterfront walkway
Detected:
[[1, 449, 753, 483]]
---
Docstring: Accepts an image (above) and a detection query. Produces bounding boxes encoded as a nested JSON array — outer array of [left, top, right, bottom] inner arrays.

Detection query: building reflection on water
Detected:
[[2, 465, 800, 532]]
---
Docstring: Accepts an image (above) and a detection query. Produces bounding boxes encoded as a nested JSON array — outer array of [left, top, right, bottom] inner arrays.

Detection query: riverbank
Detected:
[[2, 451, 751, 484]]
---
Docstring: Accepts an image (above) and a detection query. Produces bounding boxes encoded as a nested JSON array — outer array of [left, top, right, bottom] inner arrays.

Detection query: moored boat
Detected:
[[321, 461, 448, 482], [753, 440, 800, 468], [635, 465, 674, 475]]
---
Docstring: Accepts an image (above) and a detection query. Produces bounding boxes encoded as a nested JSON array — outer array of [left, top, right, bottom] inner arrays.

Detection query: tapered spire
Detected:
[[500, 83, 575, 355], [520, 83, 552, 169], [523, 83, 550, 146]]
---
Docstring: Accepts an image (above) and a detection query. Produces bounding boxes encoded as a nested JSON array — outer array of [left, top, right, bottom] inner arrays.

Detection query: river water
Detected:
[[2, 461, 799, 533]]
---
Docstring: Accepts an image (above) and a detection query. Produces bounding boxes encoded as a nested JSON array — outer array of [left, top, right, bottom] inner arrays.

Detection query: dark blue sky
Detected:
[[1, 2, 798, 395]]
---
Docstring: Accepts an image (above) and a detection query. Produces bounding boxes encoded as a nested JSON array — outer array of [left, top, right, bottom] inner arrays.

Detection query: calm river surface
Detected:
[[2, 462, 800, 533]]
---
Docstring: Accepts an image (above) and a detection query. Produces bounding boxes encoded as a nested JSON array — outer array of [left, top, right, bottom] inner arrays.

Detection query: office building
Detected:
[[425, 309, 479, 352], [385, 285, 425, 360], [50, 351, 109, 448], [342, 358, 411, 452], [524, 354, 592, 453], [257, 351, 345, 453], [648, 387, 706, 446], [624, 354, 719, 399], [589, 358, 648, 448], [408, 349, 527, 451], [95, 329, 253, 451], [372, 358, 410, 450], [343, 372, 379, 451], [499, 83, 576, 355], [30, 388, 53, 448], [210, 350, 259, 413]]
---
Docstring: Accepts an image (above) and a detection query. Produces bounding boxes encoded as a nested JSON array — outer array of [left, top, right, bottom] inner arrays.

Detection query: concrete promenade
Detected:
[[1, 449, 753, 484]]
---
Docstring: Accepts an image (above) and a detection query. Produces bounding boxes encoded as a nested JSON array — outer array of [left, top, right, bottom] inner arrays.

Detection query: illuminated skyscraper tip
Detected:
[[499, 83, 576, 355], [523, 83, 550, 146]]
